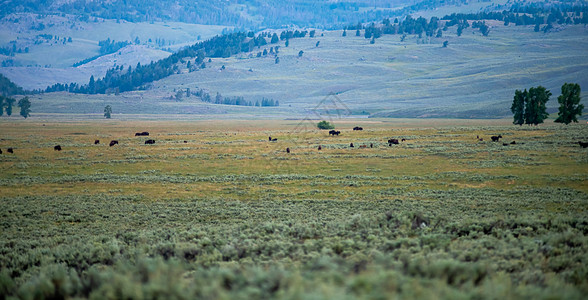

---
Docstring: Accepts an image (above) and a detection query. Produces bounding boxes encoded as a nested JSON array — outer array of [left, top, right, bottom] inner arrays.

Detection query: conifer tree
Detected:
[[555, 83, 583, 125]]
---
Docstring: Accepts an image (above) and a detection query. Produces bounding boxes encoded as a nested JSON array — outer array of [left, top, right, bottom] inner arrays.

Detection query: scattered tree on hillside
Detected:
[[442, 40, 448, 47], [317, 120, 335, 130], [0, 96, 3, 116], [285, 40, 290, 47], [104, 105, 112, 119], [275, 57, 280, 64], [511, 89, 527, 125], [270, 33, 279, 44], [18, 97, 31, 119], [555, 83, 583, 125], [525, 86, 551, 125], [298, 50, 304, 57], [342, 29, 347, 37], [316, 41, 320, 47]]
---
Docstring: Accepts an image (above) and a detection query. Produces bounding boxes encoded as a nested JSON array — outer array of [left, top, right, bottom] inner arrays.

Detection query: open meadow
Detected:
[[1, 118, 587, 299]]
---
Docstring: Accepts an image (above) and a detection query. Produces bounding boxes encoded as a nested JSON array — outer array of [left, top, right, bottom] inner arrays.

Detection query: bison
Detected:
[[145, 139, 155, 145], [329, 130, 341, 136], [109, 140, 119, 147], [388, 139, 399, 145], [94, 140, 100, 145], [353, 126, 363, 131], [135, 132, 150, 136], [579, 141, 588, 148], [286, 147, 290, 153], [0, 149, 2, 154], [491, 135, 503, 142], [359, 145, 367, 148], [7, 148, 13, 153], [370, 143, 373, 148], [350, 143, 354, 148], [269, 136, 278, 142], [510, 141, 516, 145], [54, 145, 62, 151], [318, 145, 322, 150]]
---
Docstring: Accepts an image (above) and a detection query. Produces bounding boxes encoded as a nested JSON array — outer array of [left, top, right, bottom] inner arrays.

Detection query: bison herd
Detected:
[[2, 127, 588, 156]]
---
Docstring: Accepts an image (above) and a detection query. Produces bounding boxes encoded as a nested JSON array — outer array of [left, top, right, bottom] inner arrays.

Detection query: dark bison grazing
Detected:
[[0, 149, 2, 154], [510, 141, 516, 145], [184, 141, 188, 143], [350, 143, 354, 148], [54, 145, 62, 151], [401, 138, 406, 142], [491, 135, 503, 142], [135, 132, 150, 136], [318, 145, 322, 150], [388, 139, 399, 145], [353, 126, 363, 131], [329, 130, 341, 136], [579, 141, 588, 148], [269, 136, 278, 142], [7, 148, 13, 153], [286, 147, 290, 153], [145, 139, 156, 145], [109, 140, 119, 147], [94, 140, 100, 145], [503, 143, 509, 146], [370, 143, 373, 148]]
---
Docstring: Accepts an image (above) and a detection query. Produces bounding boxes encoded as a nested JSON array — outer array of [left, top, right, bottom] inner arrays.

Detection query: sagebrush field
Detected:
[[1, 119, 587, 299]]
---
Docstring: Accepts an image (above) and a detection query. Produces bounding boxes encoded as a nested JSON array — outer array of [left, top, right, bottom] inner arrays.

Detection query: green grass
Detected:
[[0, 119, 587, 299]]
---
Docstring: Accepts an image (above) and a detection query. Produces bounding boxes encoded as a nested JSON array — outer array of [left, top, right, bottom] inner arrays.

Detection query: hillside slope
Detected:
[[148, 24, 588, 118]]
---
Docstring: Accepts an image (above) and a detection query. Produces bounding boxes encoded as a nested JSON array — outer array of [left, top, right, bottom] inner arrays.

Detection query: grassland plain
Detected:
[[1, 119, 587, 299]]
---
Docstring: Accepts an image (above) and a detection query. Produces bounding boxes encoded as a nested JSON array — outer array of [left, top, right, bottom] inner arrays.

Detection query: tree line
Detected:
[[511, 83, 584, 126], [46, 30, 306, 95], [190, 89, 279, 107]]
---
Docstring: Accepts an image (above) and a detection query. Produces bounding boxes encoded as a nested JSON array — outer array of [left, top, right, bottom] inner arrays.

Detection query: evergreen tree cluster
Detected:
[[0, 74, 25, 96], [46, 31, 305, 95], [193, 89, 279, 107]]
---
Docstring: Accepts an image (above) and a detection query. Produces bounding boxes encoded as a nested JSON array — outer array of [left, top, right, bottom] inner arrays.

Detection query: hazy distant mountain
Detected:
[[1, 0, 479, 29]]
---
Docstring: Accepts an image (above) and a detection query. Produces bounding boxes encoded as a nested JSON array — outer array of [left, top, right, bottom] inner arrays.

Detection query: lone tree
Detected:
[[525, 86, 551, 125], [104, 105, 112, 118], [555, 83, 583, 125], [298, 50, 304, 57], [511, 89, 527, 125], [317, 120, 335, 130], [17, 97, 31, 119], [5, 97, 15, 116]]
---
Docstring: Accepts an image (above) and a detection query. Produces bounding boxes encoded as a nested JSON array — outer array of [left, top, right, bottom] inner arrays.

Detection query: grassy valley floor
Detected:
[[0, 119, 587, 299]]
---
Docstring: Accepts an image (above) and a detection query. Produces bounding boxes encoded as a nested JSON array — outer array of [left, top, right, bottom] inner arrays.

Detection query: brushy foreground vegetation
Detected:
[[0, 119, 587, 299]]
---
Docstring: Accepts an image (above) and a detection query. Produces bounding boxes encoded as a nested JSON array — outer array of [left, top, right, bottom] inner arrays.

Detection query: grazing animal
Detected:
[[271, 138, 278, 142], [359, 145, 367, 148], [109, 140, 119, 147], [184, 141, 188, 143], [579, 141, 588, 148], [328, 130, 341, 136], [503, 143, 509, 146], [145, 139, 156, 145], [7, 148, 13, 153], [401, 138, 406, 142], [353, 126, 363, 131], [478, 138, 484, 142], [388, 139, 399, 145], [94, 140, 100, 145], [370, 143, 373, 148], [135, 132, 150, 136], [0, 149, 2, 154], [54, 145, 62, 151], [491, 135, 503, 142], [286, 147, 290, 153], [349, 143, 354, 148], [510, 141, 516, 145], [318, 145, 322, 150], [269, 136, 272, 141], [476, 135, 479, 139]]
